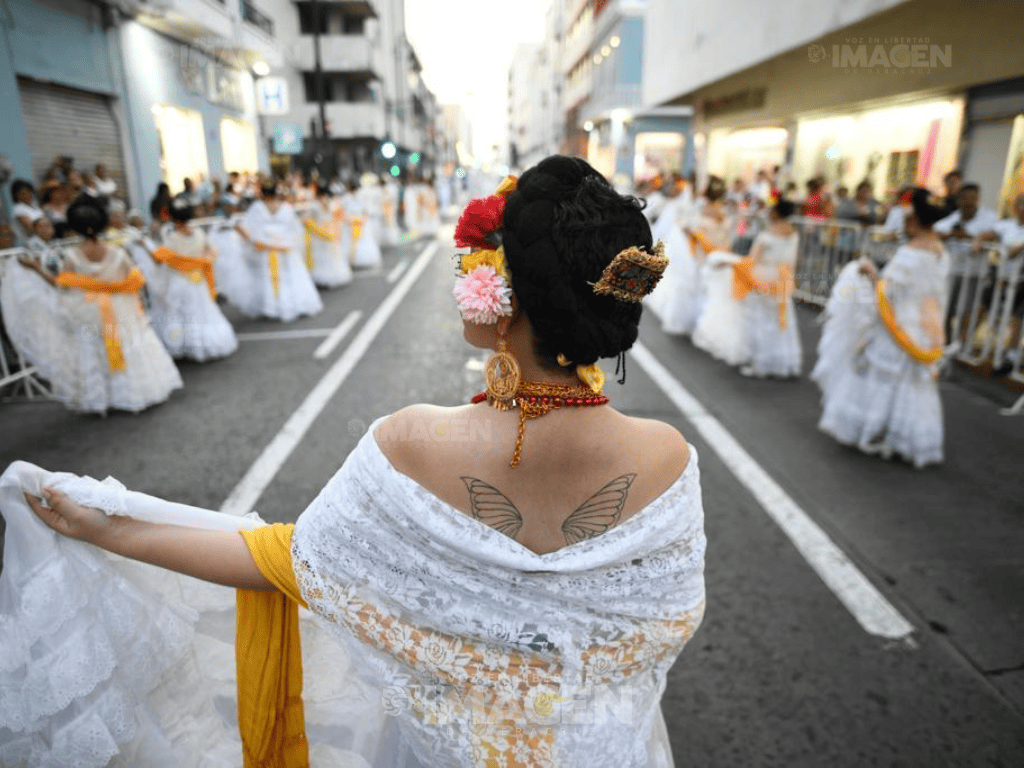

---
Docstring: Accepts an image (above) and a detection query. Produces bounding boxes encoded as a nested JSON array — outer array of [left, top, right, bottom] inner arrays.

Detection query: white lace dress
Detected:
[[304, 203, 352, 288], [240, 201, 323, 321], [739, 231, 802, 377], [207, 224, 258, 316], [343, 194, 383, 270], [0, 418, 706, 767], [816, 246, 949, 467], [4, 246, 183, 414], [147, 229, 238, 361]]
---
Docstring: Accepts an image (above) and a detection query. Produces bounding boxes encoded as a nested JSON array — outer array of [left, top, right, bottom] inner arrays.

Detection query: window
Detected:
[[220, 118, 259, 175], [153, 105, 209, 194]]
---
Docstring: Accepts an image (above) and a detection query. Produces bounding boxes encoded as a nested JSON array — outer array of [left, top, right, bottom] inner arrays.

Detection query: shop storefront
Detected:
[[706, 126, 788, 184], [962, 77, 1024, 215], [792, 97, 964, 199], [0, 0, 135, 210], [120, 22, 265, 206]]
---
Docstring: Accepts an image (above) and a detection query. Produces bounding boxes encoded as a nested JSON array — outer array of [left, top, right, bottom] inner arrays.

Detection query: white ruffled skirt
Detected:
[[692, 252, 747, 366], [245, 246, 323, 322], [350, 226, 382, 270], [147, 271, 238, 362], [208, 228, 260, 316], [0, 462, 387, 768], [307, 234, 352, 288], [740, 293, 802, 377], [0, 261, 66, 385], [657, 227, 705, 336]]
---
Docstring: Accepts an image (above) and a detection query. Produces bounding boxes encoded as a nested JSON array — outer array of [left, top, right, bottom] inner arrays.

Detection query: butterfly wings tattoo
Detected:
[[461, 474, 637, 546], [562, 474, 636, 545], [461, 477, 524, 539]]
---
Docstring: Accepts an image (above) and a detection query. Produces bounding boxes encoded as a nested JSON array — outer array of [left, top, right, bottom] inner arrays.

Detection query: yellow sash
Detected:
[[268, 250, 280, 296], [237, 523, 309, 768], [303, 219, 337, 271], [152, 246, 217, 301], [875, 279, 943, 364], [732, 257, 795, 329], [56, 267, 146, 372], [687, 230, 719, 256], [350, 218, 364, 259]]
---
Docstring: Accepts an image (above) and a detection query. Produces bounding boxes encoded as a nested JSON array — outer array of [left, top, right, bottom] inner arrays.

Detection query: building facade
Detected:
[[645, 0, 1024, 210]]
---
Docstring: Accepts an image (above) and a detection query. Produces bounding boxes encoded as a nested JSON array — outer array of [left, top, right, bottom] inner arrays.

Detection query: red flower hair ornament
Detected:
[[453, 175, 518, 248]]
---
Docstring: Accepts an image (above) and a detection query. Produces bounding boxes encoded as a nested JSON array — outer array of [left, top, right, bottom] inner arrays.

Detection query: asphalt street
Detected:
[[1, 228, 1022, 767]]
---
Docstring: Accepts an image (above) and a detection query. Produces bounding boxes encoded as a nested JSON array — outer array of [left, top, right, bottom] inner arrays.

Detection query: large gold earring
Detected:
[[484, 335, 520, 410]]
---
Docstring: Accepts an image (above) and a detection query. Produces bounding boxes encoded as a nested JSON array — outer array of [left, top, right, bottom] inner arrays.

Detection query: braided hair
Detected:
[[501, 156, 652, 366]]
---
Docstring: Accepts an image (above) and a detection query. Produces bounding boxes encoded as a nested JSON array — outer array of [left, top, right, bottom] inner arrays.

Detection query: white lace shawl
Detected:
[[292, 418, 706, 767]]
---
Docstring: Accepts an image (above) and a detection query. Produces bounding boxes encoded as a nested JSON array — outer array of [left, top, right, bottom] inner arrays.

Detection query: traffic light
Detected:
[[409, 152, 420, 165], [381, 141, 397, 160]]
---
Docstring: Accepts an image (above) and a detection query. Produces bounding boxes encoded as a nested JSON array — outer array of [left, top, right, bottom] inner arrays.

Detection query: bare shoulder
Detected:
[[373, 403, 479, 474], [620, 413, 691, 478]]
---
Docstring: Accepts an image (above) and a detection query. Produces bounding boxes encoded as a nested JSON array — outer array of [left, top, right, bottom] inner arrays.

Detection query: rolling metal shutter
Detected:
[[17, 77, 129, 205]]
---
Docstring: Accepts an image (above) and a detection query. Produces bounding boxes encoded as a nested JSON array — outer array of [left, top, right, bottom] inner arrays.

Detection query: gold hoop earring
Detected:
[[484, 335, 520, 410]]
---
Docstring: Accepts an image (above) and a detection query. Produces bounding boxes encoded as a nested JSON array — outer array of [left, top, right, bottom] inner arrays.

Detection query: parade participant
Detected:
[[303, 183, 352, 287], [646, 178, 705, 335], [734, 196, 802, 377], [235, 180, 322, 321], [1, 156, 705, 766], [815, 189, 950, 467], [691, 177, 749, 363], [8, 198, 182, 413], [357, 171, 385, 245], [342, 179, 383, 269], [420, 174, 442, 235], [381, 175, 401, 245], [144, 199, 238, 361]]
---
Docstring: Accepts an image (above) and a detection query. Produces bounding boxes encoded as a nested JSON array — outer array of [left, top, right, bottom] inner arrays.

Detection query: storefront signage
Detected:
[[273, 124, 304, 154], [704, 88, 767, 120], [208, 65, 245, 111], [257, 78, 290, 115]]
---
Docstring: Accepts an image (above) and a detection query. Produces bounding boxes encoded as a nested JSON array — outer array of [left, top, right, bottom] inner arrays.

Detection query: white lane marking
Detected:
[[237, 328, 333, 341], [220, 242, 439, 516], [313, 310, 362, 360], [630, 342, 916, 641], [386, 258, 410, 284]]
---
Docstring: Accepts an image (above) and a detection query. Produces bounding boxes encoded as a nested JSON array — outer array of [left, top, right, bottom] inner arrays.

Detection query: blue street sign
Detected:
[[273, 124, 304, 154]]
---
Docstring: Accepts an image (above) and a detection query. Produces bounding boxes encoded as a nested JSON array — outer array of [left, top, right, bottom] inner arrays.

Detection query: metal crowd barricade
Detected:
[[0, 247, 54, 401], [943, 240, 1007, 367], [790, 217, 868, 306], [729, 210, 767, 256], [860, 226, 904, 265]]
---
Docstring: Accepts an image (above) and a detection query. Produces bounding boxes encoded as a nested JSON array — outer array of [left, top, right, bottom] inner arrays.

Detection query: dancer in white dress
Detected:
[[235, 182, 323, 321], [145, 201, 238, 361], [691, 178, 747, 364], [816, 189, 950, 467], [381, 177, 401, 246], [207, 219, 257, 314], [7, 199, 182, 413], [343, 181, 383, 270], [735, 199, 802, 378], [0, 157, 705, 767], [303, 185, 352, 288]]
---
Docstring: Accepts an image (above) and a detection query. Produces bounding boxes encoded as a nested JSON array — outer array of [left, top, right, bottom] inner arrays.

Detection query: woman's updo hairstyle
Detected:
[[169, 198, 194, 222], [67, 197, 108, 239], [705, 175, 726, 202], [501, 155, 652, 366], [909, 188, 947, 228], [772, 197, 796, 218]]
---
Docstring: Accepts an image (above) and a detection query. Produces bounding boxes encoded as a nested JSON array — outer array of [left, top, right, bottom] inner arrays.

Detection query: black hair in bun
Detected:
[[501, 155, 652, 366], [910, 188, 947, 228], [772, 197, 796, 218], [170, 198, 194, 222], [705, 175, 726, 202], [316, 183, 331, 198], [67, 197, 108, 239], [261, 181, 279, 199]]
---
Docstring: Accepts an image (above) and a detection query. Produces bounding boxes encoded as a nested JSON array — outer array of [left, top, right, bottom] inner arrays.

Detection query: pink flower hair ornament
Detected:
[[453, 264, 513, 325]]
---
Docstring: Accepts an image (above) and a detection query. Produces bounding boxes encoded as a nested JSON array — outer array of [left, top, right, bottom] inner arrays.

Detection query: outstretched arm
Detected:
[[26, 489, 276, 591]]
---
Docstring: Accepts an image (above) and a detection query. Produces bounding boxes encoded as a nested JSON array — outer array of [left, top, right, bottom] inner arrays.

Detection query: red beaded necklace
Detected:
[[470, 380, 609, 466]]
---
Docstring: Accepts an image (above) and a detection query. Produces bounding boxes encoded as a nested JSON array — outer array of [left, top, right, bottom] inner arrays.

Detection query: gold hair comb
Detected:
[[591, 241, 669, 303]]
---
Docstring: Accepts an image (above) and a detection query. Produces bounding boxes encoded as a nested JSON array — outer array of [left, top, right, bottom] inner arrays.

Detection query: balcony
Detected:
[[242, 0, 275, 37], [294, 34, 378, 75], [296, 102, 385, 139], [130, 0, 235, 43]]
